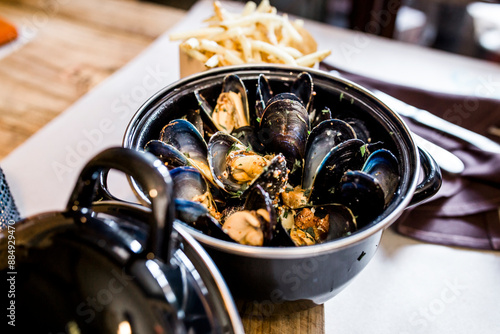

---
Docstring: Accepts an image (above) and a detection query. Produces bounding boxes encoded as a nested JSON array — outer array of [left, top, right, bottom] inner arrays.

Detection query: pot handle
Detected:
[[408, 147, 442, 207], [67, 147, 174, 259]]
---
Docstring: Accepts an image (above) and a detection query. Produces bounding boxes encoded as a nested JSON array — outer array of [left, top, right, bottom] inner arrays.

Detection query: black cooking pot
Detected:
[[123, 65, 441, 314], [0, 148, 243, 333]]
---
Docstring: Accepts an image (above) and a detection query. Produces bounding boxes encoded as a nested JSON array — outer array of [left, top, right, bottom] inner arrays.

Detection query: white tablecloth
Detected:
[[2, 1, 500, 333]]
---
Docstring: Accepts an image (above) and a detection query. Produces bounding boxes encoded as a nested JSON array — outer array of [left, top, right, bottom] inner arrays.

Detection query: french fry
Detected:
[[237, 31, 253, 62], [241, 1, 257, 16], [279, 46, 303, 59], [172, 1, 331, 77], [170, 26, 225, 41], [249, 40, 297, 65], [205, 54, 220, 68], [296, 50, 332, 67], [181, 47, 209, 62], [199, 39, 245, 65]]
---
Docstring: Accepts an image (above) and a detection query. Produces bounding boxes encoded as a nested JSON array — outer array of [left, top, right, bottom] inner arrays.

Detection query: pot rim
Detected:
[[123, 64, 420, 259]]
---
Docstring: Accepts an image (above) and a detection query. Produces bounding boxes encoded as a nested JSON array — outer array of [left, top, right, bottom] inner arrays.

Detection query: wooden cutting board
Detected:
[[0, 0, 324, 332]]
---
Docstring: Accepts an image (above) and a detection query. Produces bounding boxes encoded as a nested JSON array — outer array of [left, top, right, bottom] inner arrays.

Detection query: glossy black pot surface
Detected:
[[123, 65, 441, 313], [0, 148, 243, 333]]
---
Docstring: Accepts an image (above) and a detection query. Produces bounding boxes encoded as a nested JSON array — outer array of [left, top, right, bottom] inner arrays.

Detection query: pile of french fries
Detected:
[[170, 0, 331, 72]]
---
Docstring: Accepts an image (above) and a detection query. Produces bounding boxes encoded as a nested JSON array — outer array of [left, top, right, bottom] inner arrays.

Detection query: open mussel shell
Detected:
[[280, 204, 357, 246], [338, 171, 385, 227], [222, 74, 250, 125], [174, 199, 234, 242], [220, 184, 285, 247], [242, 184, 277, 245], [259, 95, 309, 182], [244, 153, 288, 202], [309, 138, 366, 204], [159, 119, 213, 183], [195, 74, 251, 134], [314, 204, 357, 241], [338, 149, 400, 227], [361, 149, 400, 205], [255, 74, 273, 121], [208, 132, 287, 201], [144, 139, 188, 169], [193, 90, 220, 133], [302, 119, 357, 191], [291, 72, 314, 114], [207, 132, 248, 195], [181, 109, 205, 138], [160, 119, 208, 164], [170, 166, 210, 202]]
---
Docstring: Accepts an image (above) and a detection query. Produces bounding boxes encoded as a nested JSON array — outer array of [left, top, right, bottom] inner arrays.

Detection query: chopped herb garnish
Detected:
[[227, 142, 240, 154], [339, 92, 344, 101], [305, 227, 316, 238], [229, 190, 243, 199], [304, 188, 311, 198], [307, 130, 311, 135], [328, 187, 335, 194], [357, 251, 366, 261], [350, 98, 354, 104], [184, 152, 191, 158], [256, 117, 261, 123], [283, 210, 289, 219], [219, 124, 227, 130], [291, 159, 302, 174], [321, 109, 329, 113], [360, 145, 366, 157]]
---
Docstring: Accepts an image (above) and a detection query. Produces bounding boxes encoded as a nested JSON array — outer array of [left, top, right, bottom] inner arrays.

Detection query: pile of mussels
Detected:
[[144, 72, 400, 247]]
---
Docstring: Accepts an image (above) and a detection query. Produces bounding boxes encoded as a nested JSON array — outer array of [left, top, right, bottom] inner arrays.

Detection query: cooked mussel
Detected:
[[259, 93, 309, 181], [222, 184, 276, 246], [169, 166, 220, 220], [159, 119, 213, 183], [174, 199, 233, 242], [308, 138, 366, 204], [302, 119, 357, 191], [195, 74, 250, 134], [144, 139, 188, 169], [279, 204, 357, 246], [338, 149, 400, 226], [207, 131, 287, 200]]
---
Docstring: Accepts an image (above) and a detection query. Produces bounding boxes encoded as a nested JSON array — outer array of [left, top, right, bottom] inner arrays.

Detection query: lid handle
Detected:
[[66, 147, 174, 259]]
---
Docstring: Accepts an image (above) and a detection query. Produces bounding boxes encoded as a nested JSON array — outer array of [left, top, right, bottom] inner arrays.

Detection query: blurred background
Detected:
[[146, 0, 500, 63]]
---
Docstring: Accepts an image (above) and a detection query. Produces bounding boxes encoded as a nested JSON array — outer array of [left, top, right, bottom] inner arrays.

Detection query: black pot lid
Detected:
[[0, 148, 243, 334]]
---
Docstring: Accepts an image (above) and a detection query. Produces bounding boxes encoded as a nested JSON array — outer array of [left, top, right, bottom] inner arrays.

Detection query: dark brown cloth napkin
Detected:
[[321, 63, 500, 250]]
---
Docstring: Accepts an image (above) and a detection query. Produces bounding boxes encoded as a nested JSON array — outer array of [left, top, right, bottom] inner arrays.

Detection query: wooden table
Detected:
[[0, 0, 324, 332]]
